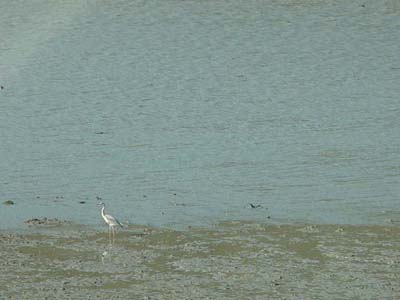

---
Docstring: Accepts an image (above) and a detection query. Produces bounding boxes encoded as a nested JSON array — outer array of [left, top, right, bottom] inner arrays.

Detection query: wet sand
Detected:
[[0, 221, 399, 299]]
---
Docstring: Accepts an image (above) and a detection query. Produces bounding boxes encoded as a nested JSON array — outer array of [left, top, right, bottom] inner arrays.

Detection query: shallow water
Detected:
[[1, 0, 400, 229], [0, 222, 399, 299]]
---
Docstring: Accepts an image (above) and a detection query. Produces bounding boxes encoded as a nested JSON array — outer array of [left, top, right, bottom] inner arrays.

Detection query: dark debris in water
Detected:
[[249, 203, 264, 209], [24, 218, 69, 226], [3, 200, 14, 205]]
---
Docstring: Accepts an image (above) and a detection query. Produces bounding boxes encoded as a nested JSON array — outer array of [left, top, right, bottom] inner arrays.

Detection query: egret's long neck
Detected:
[[101, 205, 106, 218]]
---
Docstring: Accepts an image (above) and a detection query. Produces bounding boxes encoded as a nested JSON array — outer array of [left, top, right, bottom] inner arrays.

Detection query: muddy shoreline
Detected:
[[0, 221, 399, 299]]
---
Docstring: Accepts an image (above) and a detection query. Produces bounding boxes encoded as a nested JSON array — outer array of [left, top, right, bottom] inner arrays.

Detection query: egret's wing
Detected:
[[105, 214, 123, 227]]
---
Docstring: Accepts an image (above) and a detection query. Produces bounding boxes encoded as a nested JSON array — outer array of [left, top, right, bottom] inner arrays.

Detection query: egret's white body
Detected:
[[99, 202, 122, 243]]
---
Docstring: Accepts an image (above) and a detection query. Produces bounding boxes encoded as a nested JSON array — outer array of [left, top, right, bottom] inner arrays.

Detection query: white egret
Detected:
[[99, 202, 123, 243]]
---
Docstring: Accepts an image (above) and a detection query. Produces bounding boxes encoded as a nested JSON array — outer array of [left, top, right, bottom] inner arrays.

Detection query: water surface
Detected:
[[1, 0, 400, 229]]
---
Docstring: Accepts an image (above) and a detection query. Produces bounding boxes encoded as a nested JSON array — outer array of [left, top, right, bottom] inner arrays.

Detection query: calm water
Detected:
[[1, 0, 400, 229]]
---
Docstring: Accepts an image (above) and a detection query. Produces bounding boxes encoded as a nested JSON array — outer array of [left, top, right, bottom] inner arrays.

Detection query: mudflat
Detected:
[[0, 221, 399, 299]]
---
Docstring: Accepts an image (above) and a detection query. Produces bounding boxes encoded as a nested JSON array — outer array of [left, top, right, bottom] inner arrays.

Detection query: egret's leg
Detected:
[[108, 226, 111, 244]]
